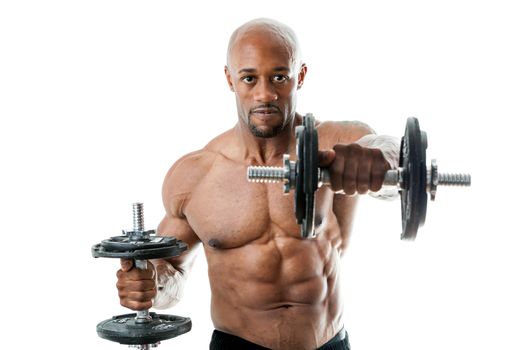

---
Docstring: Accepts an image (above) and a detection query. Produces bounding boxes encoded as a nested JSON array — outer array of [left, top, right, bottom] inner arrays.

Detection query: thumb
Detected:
[[318, 149, 336, 167], [120, 258, 133, 272]]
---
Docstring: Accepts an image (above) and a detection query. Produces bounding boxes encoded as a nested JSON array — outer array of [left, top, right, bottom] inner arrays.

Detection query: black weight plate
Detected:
[[100, 234, 177, 252], [400, 117, 428, 240], [92, 240, 187, 260], [294, 125, 305, 226], [419, 130, 428, 228], [301, 114, 319, 238], [97, 312, 191, 345]]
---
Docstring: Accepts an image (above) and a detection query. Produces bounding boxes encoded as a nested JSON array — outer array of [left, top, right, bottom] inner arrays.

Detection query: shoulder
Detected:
[[162, 149, 215, 203], [161, 129, 235, 216], [317, 119, 376, 146]]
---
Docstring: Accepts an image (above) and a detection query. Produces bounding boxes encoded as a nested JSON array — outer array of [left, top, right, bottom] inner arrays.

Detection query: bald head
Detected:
[[226, 18, 302, 73]]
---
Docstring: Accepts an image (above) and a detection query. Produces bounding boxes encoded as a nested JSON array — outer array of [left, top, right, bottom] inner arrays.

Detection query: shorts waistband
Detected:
[[322, 328, 347, 346], [210, 328, 349, 350]]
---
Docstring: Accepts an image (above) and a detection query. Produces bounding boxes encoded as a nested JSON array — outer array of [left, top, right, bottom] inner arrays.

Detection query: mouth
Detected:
[[250, 108, 280, 118]]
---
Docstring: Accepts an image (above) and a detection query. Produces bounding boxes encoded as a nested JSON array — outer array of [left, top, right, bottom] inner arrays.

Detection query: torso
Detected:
[[167, 118, 363, 349]]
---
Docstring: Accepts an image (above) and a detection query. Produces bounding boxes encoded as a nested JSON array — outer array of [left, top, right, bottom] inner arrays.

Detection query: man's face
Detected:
[[225, 32, 306, 138]]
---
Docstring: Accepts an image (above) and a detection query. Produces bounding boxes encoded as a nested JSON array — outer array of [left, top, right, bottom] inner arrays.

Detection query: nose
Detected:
[[254, 79, 278, 102]]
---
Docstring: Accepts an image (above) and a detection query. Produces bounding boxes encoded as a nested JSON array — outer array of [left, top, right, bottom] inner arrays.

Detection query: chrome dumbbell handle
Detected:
[[317, 168, 400, 187], [246, 154, 296, 193], [131, 203, 153, 324], [247, 155, 471, 200]]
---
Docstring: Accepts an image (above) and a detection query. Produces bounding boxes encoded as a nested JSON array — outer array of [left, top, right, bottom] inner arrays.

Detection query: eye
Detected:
[[273, 75, 289, 84], [241, 76, 256, 84]]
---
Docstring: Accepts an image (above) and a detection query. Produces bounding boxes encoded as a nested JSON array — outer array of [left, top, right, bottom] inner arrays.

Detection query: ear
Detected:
[[297, 63, 307, 90], [224, 65, 235, 92]]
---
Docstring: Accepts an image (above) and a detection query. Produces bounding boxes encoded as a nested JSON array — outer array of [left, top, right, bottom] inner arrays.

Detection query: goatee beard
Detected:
[[248, 122, 284, 138]]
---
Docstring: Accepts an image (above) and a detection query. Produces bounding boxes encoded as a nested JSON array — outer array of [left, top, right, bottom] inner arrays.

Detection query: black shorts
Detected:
[[209, 328, 350, 350]]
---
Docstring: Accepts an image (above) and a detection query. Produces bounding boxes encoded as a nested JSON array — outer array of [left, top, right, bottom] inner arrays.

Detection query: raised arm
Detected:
[[320, 120, 400, 254], [319, 120, 400, 196]]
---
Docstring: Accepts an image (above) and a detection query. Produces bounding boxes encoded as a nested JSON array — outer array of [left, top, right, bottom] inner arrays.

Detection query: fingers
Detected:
[[117, 280, 157, 310], [343, 145, 360, 194], [370, 149, 389, 192], [120, 258, 133, 272], [318, 149, 336, 167], [116, 260, 157, 311], [328, 144, 389, 195], [116, 276, 156, 292], [356, 152, 371, 194], [120, 297, 154, 310], [330, 144, 363, 195], [328, 145, 345, 192], [116, 264, 155, 280]]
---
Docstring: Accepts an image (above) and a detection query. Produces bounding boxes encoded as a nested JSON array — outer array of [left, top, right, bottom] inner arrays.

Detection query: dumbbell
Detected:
[[247, 114, 471, 240], [92, 203, 191, 349]]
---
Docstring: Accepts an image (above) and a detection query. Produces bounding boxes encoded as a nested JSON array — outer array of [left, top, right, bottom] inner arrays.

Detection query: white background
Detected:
[[1, 1, 523, 349]]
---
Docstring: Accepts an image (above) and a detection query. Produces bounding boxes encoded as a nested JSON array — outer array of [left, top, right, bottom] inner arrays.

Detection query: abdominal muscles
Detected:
[[205, 233, 343, 349]]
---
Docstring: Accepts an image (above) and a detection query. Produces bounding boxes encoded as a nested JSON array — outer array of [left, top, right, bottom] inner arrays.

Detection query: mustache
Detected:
[[250, 104, 281, 113]]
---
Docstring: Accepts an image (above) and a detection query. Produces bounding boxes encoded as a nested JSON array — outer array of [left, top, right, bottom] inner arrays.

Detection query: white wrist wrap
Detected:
[[356, 134, 401, 200], [153, 263, 186, 310]]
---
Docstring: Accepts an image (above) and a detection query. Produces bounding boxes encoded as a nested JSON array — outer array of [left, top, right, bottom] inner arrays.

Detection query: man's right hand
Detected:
[[116, 259, 157, 310]]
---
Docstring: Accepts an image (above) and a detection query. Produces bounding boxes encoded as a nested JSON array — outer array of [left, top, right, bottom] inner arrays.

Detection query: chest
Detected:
[[184, 161, 334, 249]]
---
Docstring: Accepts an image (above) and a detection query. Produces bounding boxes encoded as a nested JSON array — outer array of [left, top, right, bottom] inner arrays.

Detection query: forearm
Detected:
[[356, 134, 400, 200], [152, 261, 188, 310]]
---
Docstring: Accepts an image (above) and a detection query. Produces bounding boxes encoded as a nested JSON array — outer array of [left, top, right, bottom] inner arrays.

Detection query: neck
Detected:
[[235, 113, 301, 165]]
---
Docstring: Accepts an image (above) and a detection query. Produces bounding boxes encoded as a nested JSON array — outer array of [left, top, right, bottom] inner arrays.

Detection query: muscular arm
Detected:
[[325, 120, 401, 253], [355, 133, 400, 200], [151, 150, 213, 309], [152, 211, 200, 309], [333, 120, 400, 171], [328, 120, 400, 198]]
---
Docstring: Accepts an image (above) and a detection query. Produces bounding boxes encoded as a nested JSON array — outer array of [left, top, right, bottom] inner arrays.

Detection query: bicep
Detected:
[[334, 120, 376, 145], [155, 150, 212, 274], [154, 214, 201, 273]]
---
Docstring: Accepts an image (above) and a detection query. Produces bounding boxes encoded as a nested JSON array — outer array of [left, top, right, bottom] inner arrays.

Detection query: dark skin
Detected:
[[117, 27, 390, 349]]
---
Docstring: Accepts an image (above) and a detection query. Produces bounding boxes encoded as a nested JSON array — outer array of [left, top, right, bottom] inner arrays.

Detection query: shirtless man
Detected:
[[117, 18, 399, 350]]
